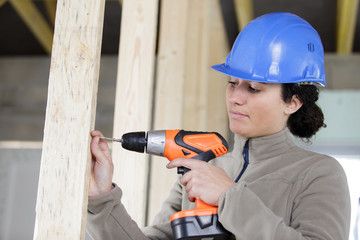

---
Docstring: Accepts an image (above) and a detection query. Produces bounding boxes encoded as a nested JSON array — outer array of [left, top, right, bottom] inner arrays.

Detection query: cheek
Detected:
[[249, 96, 286, 125]]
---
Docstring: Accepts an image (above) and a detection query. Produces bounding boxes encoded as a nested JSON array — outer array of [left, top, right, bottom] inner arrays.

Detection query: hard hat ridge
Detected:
[[212, 12, 326, 86]]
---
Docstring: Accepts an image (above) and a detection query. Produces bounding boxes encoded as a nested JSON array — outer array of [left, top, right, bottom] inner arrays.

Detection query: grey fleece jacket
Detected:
[[87, 129, 351, 240]]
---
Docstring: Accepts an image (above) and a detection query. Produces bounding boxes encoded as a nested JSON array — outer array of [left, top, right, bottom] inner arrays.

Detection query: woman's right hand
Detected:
[[89, 130, 114, 197]]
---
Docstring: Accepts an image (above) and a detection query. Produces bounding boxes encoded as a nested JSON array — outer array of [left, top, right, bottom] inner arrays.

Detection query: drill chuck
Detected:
[[121, 132, 147, 153], [120, 130, 166, 156]]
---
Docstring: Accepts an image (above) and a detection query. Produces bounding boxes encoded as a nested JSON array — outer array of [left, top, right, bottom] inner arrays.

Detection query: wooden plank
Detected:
[[184, 0, 209, 131], [207, 0, 230, 138], [184, 0, 229, 137], [9, 0, 54, 54], [336, 0, 359, 54], [147, 0, 230, 224], [33, 0, 106, 239], [0, 141, 42, 149], [0, 0, 8, 8], [147, 0, 189, 224], [184, 0, 230, 135], [147, 0, 229, 223], [111, 0, 159, 228], [233, 0, 254, 30], [43, 0, 57, 26]]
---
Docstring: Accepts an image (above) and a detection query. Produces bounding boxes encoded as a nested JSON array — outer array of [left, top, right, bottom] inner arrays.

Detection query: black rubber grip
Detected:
[[121, 131, 146, 153]]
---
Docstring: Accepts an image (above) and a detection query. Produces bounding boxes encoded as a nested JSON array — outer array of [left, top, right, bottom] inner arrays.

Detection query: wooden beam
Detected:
[[336, 0, 359, 54], [111, 0, 159, 227], [33, 0, 106, 239], [9, 0, 53, 54], [233, 0, 254, 31], [0, 141, 42, 149], [0, 0, 8, 8], [207, 0, 230, 138], [184, 0, 209, 131], [43, 0, 57, 26], [147, 0, 189, 224], [147, 0, 229, 223], [184, 0, 229, 138]]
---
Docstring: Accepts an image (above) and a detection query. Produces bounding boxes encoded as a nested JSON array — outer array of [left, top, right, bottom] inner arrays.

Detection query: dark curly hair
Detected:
[[281, 84, 326, 141]]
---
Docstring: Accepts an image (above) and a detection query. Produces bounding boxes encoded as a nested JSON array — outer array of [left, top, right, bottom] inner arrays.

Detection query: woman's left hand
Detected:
[[167, 158, 235, 206]]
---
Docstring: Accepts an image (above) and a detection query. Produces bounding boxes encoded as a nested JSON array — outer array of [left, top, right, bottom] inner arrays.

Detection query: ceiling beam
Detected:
[[233, 0, 254, 31], [9, 0, 53, 54], [43, 0, 56, 26], [336, 0, 359, 54], [0, 0, 8, 7]]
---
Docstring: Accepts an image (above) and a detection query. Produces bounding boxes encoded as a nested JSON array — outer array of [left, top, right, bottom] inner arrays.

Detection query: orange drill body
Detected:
[[118, 129, 232, 239]]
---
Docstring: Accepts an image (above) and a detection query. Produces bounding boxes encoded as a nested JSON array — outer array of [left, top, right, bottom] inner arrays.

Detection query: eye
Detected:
[[248, 85, 260, 93], [228, 80, 238, 87]]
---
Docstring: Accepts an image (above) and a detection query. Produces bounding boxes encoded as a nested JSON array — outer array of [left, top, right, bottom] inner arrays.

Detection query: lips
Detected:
[[229, 110, 249, 119]]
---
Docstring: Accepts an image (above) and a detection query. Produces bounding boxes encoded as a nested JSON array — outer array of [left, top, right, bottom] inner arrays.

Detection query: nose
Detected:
[[227, 85, 246, 106]]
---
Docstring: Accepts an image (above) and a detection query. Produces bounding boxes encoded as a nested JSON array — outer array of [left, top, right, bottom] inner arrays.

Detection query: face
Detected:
[[226, 77, 297, 138]]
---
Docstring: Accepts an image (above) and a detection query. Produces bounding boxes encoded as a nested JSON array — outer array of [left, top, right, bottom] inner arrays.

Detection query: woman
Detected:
[[87, 12, 351, 239]]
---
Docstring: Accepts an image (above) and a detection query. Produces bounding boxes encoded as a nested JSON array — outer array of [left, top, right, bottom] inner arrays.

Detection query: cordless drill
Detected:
[[107, 129, 232, 239]]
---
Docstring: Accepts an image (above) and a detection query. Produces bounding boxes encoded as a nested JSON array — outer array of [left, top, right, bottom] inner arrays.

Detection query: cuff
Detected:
[[88, 183, 122, 214]]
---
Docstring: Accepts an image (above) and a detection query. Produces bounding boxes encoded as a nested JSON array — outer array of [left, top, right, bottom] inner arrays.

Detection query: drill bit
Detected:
[[99, 137, 123, 143]]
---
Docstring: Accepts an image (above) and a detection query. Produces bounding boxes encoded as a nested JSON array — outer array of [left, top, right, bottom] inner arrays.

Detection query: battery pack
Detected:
[[171, 214, 232, 240]]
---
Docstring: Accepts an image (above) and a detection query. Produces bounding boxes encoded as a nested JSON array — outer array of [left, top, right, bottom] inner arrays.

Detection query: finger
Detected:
[[90, 130, 103, 137], [180, 172, 189, 187], [167, 158, 205, 170], [187, 188, 197, 202], [91, 136, 109, 163]]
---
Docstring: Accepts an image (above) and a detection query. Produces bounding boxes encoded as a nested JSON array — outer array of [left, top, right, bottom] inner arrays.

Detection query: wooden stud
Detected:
[[184, 0, 209, 131], [111, 0, 159, 227], [233, 0, 254, 31], [0, 0, 8, 7], [183, 0, 229, 138], [336, 0, 359, 54], [9, 0, 54, 54], [147, 0, 189, 224], [147, 0, 229, 223], [43, 0, 57, 26], [207, 0, 230, 138], [33, 0, 106, 239]]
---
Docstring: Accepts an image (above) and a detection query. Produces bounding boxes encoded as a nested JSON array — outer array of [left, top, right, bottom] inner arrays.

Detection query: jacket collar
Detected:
[[232, 128, 297, 163]]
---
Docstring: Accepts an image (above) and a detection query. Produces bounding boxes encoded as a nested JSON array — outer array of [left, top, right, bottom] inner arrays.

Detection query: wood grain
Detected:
[[33, 0, 105, 239], [112, 0, 159, 227], [147, 0, 189, 224]]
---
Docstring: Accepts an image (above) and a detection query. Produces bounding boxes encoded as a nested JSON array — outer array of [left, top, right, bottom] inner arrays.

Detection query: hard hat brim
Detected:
[[211, 63, 326, 87]]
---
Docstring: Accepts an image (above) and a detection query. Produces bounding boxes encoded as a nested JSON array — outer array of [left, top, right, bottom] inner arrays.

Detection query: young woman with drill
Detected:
[[87, 12, 351, 240]]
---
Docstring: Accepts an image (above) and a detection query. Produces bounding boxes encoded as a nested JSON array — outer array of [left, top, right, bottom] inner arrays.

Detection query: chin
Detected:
[[230, 124, 251, 138]]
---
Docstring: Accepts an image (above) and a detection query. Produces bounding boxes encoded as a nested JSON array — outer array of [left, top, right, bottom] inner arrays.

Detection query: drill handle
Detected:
[[177, 149, 217, 174], [177, 166, 190, 175]]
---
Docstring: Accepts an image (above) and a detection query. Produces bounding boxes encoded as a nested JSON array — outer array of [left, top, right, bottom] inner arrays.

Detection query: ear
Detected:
[[285, 95, 303, 115]]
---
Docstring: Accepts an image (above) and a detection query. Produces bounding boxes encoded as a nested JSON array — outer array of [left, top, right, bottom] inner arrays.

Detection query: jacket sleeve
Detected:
[[87, 181, 183, 240], [87, 184, 148, 240], [143, 179, 183, 239], [217, 158, 351, 240]]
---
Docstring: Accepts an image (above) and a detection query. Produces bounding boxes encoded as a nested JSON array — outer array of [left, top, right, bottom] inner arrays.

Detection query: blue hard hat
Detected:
[[212, 12, 326, 86]]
